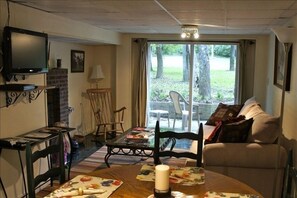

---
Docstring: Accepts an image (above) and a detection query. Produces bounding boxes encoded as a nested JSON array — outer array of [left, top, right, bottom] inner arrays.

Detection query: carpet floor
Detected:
[[70, 145, 187, 178]]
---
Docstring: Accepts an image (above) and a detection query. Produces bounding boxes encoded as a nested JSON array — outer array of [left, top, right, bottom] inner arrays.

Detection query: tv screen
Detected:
[[2, 26, 48, 80]]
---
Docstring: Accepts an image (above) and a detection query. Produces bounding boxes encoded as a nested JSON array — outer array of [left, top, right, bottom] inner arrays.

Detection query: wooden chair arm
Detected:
[[113, 106, 126, 122], [114, 106, 127, 113]]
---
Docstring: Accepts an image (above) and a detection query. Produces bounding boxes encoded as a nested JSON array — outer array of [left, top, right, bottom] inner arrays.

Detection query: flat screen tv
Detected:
[[2, 26, 48, 80]]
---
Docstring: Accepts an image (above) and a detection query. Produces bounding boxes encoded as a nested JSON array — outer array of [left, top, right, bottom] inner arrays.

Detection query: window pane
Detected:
[[147, 42, 238, 132]]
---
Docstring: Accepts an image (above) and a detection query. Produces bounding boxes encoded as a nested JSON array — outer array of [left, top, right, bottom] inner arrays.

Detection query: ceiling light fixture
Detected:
[[181, 25, 199, 39]]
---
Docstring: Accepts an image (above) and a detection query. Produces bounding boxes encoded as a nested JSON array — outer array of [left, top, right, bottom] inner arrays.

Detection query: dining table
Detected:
[[85, 164, 263, 198]]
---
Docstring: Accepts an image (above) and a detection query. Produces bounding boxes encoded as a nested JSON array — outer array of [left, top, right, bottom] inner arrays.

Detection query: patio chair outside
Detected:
[[169, 91, 199, 130]]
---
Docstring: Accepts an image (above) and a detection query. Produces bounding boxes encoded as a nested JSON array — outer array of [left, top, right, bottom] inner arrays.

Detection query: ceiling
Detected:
[[10, 0, 297, 35]]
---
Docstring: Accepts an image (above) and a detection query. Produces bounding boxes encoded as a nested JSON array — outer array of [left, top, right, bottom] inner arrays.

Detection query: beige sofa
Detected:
[[200, 97, 288, 198]]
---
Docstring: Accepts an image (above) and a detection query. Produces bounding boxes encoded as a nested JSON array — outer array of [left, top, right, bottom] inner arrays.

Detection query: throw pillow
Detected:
[[205, 115, 246, 145], [238, 96, 259, 116], [247, 113, 280, 144], [217, 118, 254, 143], [244, 104, 264, 119], [243, 96, 257, 106], [204, 121, 222, 145], [206, 103, 243, 126]]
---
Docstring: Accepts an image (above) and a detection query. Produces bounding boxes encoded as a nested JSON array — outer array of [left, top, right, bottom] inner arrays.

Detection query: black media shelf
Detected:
[[0, 85, 49, 107]]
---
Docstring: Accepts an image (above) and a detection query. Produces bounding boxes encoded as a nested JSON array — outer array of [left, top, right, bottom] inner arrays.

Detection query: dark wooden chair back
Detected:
[[87, 88, 126, 140], [283, 149, 297, 198], [26, 133, 65, 198], [0, 177, 7, 198], [153, 121, 203, 167]]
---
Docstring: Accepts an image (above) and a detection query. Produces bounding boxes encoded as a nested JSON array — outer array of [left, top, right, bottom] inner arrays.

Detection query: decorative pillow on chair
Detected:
[[206, 103, 243, 126], [217, 118, 254, 143]]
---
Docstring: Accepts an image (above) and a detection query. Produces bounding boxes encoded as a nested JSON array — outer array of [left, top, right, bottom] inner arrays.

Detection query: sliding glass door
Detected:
[[147, 42, 238, 132]]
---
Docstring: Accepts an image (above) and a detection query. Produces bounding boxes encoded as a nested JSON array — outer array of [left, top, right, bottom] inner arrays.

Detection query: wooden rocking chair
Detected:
[[87, 88, 126, 140]]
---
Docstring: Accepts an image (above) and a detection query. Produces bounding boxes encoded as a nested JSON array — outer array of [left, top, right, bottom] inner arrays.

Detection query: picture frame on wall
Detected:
[[71, 50, 85, 73], [274, 36, 292, 91]]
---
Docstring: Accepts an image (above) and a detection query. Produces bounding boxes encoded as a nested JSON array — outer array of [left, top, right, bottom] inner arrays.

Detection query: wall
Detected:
[[0, 1, 121, 45], [116, 35, 133, 129], [48, 41, 103, 134], [0, 2, 118, 197], [0, 0, 281, 197], [266, 16, 297, 166], [0, 42, 116, 197]]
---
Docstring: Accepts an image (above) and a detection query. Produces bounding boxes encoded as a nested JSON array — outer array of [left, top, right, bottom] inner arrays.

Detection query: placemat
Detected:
[[136, 164, 205, 186], [45, 175, 123, 198], [205, 191, 259, 198]]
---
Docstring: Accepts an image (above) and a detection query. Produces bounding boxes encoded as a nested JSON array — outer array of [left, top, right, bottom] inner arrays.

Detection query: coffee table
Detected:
[[104, 128, 173, 167]]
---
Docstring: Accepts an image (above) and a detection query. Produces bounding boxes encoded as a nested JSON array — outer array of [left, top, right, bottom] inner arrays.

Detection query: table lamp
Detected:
[[89, 65, 105, 88]]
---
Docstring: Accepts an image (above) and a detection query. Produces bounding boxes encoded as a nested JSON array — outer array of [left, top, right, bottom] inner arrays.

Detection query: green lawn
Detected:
[[150, 66, 235, 103]]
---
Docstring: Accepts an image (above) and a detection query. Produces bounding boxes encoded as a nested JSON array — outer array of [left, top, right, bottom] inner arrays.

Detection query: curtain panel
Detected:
[[238, 40, 256, 104], [131, 38, 148, 127]]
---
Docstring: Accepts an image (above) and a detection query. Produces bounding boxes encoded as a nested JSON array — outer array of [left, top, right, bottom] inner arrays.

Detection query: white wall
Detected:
[[0, 2, 118, 197], [0, 1, 121, 45], [116, 35, 133, 129], [266, 17, 297, 165]]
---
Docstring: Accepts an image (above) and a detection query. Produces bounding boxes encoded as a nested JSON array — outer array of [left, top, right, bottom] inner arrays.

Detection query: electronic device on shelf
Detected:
[[2, 26, 48, 81], [0, 84, 37, 91]]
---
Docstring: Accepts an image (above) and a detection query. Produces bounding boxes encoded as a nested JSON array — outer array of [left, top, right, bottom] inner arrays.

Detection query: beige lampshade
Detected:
[[90, 65, 105, 81], [271, 27, 296, 43]]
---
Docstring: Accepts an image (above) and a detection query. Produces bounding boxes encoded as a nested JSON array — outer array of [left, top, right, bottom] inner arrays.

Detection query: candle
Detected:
[[155, 164, 170, 192]]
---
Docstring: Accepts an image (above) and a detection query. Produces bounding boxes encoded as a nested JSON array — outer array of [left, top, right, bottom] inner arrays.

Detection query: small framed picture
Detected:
[[71, 50, 85, 73], [274, 37, 292, 91]]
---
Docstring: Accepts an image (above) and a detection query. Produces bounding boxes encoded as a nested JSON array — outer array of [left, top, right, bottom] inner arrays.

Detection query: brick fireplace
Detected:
[[47, 68, 69, 126]]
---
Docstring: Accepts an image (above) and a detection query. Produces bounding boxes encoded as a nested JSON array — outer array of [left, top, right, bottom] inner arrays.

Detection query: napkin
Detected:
[[51, 188, 106, 197]]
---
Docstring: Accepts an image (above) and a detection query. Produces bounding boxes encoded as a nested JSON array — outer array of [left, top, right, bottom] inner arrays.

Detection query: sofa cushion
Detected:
[[248, 113, 280, 144], [218, 118, 253, 143], [206, 103, 243, 126], [203, 143, 287, 169]]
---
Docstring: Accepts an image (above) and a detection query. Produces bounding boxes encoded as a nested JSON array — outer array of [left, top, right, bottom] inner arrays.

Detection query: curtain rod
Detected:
[[146, 39, 255, 45], [133, 38, 255, 45]]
